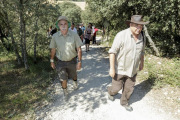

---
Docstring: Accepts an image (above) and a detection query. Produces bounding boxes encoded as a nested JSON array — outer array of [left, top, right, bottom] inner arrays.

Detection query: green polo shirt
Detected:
[[49, 30, 83, 61]]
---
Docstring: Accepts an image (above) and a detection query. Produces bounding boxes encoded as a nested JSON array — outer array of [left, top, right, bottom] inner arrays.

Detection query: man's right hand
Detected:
[[51, 62, 56, 69], [109, 69, 115, 78]]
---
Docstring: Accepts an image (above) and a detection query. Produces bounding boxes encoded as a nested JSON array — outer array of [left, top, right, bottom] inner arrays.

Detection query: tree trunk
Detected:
[[23, 24, 29, 70], [2, 9, 22, 65], [19, 0, 29, 70], [0, 37, 11, 51], [33, 21, 38, 63], [19, 12, 24, 63], [0, 26, 11, 51], [33, 2, 40, 63], [144, 25, 160, 56]]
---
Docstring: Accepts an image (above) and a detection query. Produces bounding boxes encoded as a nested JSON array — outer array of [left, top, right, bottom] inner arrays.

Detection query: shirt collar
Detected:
[[58, 30, 72, 36]]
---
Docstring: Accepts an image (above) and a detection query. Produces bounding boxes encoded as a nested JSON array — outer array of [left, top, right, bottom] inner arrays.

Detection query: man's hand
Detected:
[[109, 69, 115, 78], [139, 62, 143, 71], [51, 62, 56, 69], [77, 62, 81, 71]]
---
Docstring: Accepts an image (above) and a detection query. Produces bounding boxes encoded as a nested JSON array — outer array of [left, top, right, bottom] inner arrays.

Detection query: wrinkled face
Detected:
[[130, 23, 143, 35], [58, 20, 68, 32]]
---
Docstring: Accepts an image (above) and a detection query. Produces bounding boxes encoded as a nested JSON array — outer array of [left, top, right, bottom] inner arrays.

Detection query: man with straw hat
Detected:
[[107, 15, 149, 111], [49, 16, 83, 101]]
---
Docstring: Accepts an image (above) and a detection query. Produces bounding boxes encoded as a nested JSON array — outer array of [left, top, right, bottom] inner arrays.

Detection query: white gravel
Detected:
[[35, 42, 179, 120]]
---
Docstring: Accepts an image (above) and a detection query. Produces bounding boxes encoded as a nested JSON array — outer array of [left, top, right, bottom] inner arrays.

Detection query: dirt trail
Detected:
[[35, 38, 179, 120]]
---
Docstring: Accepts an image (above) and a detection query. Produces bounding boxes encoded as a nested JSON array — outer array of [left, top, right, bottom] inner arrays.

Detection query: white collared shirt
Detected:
[[69, 27, 77, 34], [108, 28, 145, 77]]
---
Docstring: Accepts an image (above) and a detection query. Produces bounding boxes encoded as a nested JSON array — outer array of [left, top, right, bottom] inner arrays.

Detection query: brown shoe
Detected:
[[122, 104, 133, 112]]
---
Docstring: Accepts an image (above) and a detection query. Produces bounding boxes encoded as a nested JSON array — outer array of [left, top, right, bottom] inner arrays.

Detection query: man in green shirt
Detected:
[[49, 16, 83, 101]]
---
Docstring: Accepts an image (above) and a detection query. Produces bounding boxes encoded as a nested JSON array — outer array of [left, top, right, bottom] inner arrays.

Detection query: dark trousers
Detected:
[[92, 35, 96, 44], [108, 74, 137, 105]]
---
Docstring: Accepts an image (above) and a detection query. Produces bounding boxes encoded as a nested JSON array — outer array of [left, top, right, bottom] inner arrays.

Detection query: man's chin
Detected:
[[135, 31, 141, 35]]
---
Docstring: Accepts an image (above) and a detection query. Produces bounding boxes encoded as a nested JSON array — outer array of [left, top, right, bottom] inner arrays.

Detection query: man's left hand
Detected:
[[139, 62, 143, 71], [77, 62, 81, 71]]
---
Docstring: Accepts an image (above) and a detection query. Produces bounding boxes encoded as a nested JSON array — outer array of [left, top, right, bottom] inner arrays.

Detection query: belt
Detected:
[[58, 57, 76, 62]]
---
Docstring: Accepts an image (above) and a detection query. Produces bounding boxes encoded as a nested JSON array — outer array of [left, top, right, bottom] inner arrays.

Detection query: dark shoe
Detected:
[[88, 50, 90, 51], [107, 86, 114, 101], [122, 104, 133, 112]]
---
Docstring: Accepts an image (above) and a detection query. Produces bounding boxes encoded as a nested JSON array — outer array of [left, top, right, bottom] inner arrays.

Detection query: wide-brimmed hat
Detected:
[[55, 16, 71, 30], [126, 15, 149, 26]]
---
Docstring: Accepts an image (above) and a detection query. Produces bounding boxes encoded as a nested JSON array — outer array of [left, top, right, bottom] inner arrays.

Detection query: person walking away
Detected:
[[69, 22, 77, 33], [92, 26, 98, 44], [84, 23, 93, 52], [107, 15, 149, 111], [76, 24, 83, 42], [50, 16, 83, 101], [80, 23, 85, 35]]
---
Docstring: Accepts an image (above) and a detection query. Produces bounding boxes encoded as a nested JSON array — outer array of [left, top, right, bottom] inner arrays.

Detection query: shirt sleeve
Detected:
[[75, 34, 83, 48], [93, 28, 95, 34], [49, 35, 57, 48], [108, 32, 122, 54]]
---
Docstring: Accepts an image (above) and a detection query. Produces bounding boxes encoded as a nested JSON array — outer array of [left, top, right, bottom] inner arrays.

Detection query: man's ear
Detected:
[[130, 23, 132, 27]]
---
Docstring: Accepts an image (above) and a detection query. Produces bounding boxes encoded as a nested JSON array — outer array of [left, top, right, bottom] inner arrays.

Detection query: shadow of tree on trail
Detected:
[[38, 47, 112, 117]]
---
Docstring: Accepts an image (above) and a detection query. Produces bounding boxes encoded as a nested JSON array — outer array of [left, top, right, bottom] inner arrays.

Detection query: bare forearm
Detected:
[[51, 48, 56, 59], [77, 47, 82, 61], [140, 55, 144, 64], [109, 53, 115, 70]]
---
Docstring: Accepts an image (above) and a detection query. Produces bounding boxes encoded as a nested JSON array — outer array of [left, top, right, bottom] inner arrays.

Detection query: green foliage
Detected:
[[0, 51, 54, 120], [85, 0, 180, 56], [59, 1, 77, 13], [62, 6, 82, 24], [58, 0, 85, 1], [138, 54, 180, 88], [58, 1, 82, 24], [81, 6, 103, 27], [0, 0, 60, 119]]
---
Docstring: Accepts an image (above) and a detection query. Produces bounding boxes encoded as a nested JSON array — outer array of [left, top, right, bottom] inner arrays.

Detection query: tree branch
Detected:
[[144, 25, 160, 56]]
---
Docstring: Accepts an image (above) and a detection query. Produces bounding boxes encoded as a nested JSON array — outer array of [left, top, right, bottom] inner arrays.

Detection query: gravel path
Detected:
[[35, 39, 179, 120]]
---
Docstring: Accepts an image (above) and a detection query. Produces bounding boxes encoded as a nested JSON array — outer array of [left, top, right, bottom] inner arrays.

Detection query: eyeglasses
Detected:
[[132, 23, 143, 29]]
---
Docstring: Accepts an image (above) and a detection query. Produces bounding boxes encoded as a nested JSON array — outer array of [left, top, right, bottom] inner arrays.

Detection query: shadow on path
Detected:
[[129, 76, 156, 105], [37, 47, 112, 118]]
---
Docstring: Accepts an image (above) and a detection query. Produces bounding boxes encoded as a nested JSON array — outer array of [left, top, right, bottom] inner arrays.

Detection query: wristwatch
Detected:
[[50, 59, 54, 62], [78, 60, 82, 62]]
